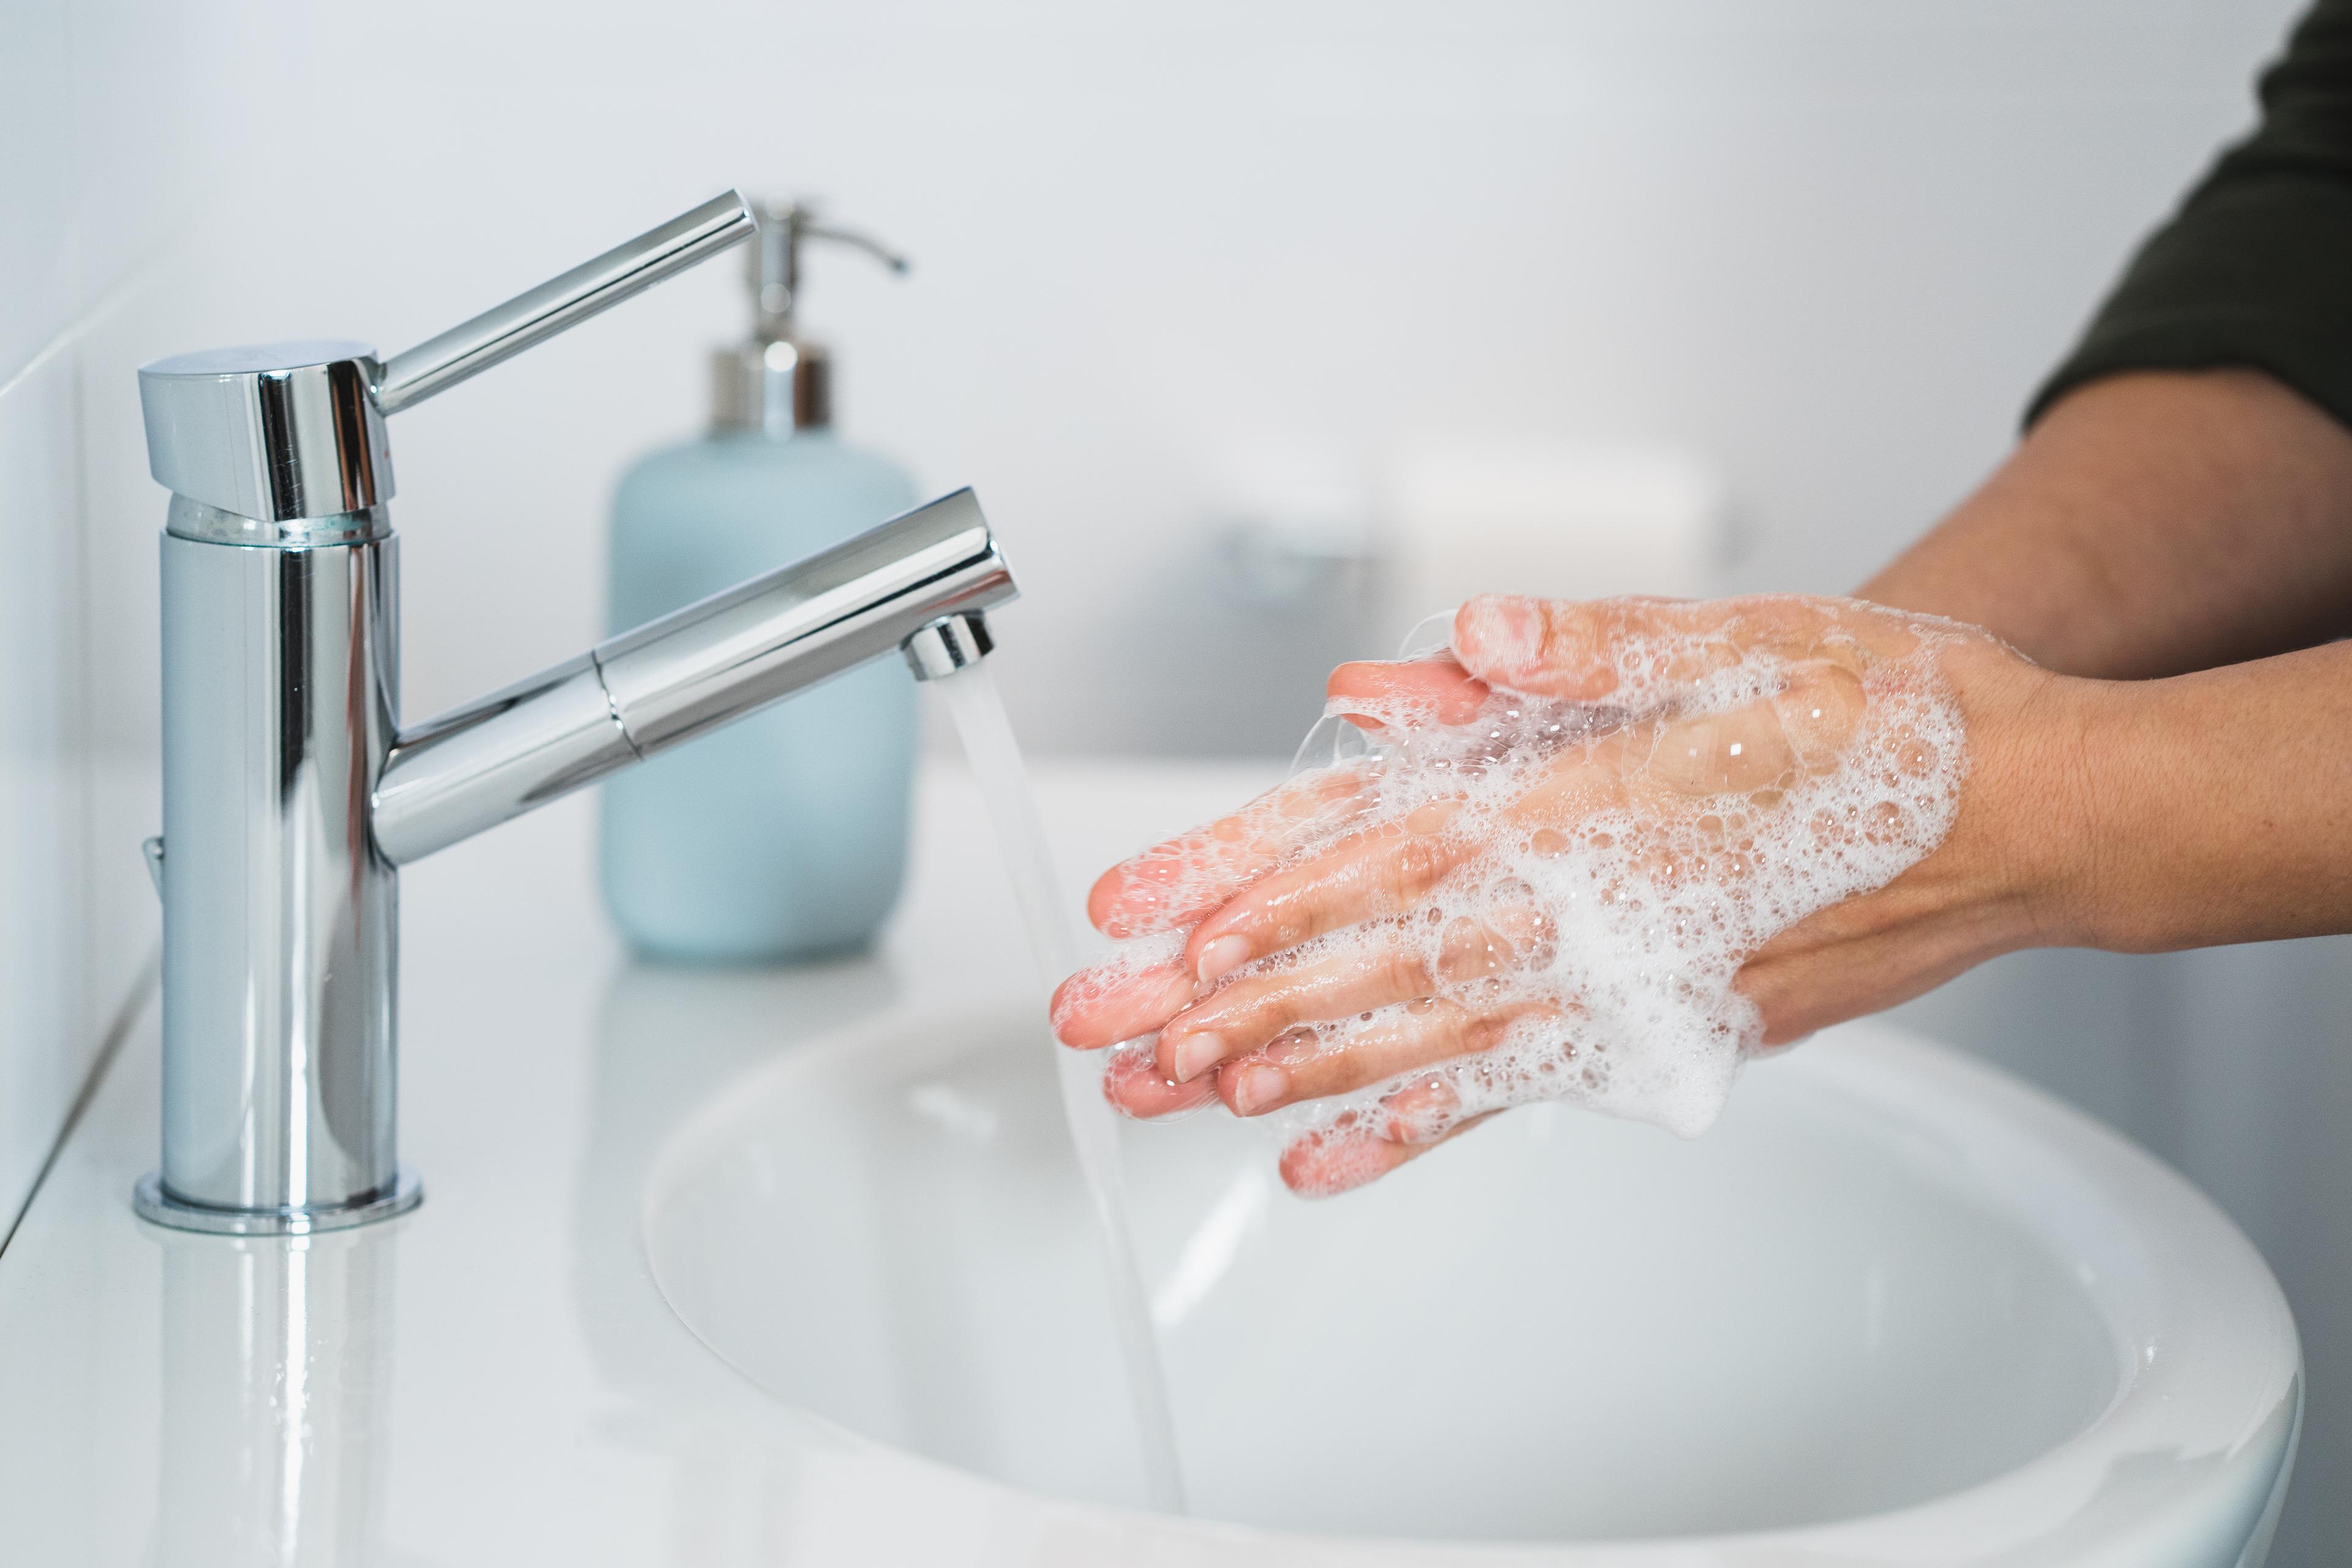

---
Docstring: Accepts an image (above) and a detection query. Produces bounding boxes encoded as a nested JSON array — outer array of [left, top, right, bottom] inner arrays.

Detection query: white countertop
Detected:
[[0, 758, 1293, 1567]]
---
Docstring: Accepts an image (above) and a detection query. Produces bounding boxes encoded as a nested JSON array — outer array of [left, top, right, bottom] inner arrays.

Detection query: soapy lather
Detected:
[[1054, 595, 1978, 1194]]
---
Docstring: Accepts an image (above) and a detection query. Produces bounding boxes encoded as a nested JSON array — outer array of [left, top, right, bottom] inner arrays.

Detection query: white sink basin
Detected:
[[644, 1004, 2299, 1563]]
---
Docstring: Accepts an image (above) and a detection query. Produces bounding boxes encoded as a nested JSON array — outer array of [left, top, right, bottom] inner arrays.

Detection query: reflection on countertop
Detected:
[[154, 1226, 396, 1566], [0, 760, 1277, 1567]]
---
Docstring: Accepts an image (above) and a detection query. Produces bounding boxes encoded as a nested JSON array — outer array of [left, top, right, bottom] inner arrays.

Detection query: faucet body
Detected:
[[156, 506, 401, 1226], [135, 194, 1014, 1234]]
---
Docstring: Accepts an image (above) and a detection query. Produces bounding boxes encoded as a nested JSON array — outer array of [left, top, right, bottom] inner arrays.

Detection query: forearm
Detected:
[[2043, 640, 2352, 952], [1862, 370, 2352, 679]]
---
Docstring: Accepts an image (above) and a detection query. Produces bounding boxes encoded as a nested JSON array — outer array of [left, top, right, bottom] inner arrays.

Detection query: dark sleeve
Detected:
[[2029, 0, 2352, 431]]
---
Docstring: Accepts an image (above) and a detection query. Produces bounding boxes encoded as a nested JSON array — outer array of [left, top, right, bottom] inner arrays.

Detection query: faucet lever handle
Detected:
[[375, 190, 757, 415]]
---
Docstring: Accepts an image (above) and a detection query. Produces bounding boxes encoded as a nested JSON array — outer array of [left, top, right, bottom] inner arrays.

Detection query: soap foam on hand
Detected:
[[1064, 596, 1975, 1193]]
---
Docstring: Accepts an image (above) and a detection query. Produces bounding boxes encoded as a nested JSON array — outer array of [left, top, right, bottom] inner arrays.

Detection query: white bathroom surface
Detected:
[[0, 760, 2300, 1566], [648, 1005, 2120, 1540]]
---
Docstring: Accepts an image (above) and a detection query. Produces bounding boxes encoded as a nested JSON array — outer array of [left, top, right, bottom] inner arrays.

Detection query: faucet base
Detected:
[[132, 1168, 423, 1237]]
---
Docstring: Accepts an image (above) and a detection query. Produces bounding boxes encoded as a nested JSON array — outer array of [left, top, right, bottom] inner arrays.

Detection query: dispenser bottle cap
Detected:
[[714, 198, 908, 438]]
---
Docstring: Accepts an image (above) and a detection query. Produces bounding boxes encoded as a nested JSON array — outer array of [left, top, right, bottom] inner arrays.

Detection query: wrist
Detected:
[[1986, 660, 2113, 951], [1933, 640, 2107, 956], [2003, 641, 2352, 956]]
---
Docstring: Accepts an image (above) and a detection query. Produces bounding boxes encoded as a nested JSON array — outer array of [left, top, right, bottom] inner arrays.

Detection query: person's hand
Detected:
[[1051, 592, 2084, 1196]]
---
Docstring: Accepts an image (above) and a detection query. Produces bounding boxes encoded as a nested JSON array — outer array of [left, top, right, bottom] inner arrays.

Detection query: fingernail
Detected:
[[1267, 1028, 1322, 1066], [1457, 595, 1542, 675], [1195, 935, 1251, 986], [1170, 1031, 1229, 1083], [1231, 1063, 1288, 1115]]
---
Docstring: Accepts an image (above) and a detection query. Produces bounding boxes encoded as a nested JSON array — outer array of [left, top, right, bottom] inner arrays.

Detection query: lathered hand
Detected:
[[1053, 592, 2065, 1196]]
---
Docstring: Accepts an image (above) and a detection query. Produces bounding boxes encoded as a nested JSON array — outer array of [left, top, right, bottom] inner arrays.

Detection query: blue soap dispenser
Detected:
[[600, 200, 921, 962]]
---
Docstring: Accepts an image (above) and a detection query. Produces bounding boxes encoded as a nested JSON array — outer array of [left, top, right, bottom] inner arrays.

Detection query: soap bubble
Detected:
[[1084, 595, 1975, 1182]]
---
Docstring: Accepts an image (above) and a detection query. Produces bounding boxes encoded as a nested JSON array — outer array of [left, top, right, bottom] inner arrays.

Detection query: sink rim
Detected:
[[642, 1010, 2301, 1564]]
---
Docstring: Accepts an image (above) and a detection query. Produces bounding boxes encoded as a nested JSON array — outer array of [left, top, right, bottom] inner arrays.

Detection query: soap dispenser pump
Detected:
[[713, 200, 908, 437], [600, 198, 924, 962]]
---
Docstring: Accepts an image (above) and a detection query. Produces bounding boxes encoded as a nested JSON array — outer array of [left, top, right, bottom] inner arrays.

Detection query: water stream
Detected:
[[932, 662, 1191, 1514]]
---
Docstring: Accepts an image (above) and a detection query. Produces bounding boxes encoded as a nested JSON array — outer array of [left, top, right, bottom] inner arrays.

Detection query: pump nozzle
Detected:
[[717, 197, 909, 435], [750, 199, 909, 337]]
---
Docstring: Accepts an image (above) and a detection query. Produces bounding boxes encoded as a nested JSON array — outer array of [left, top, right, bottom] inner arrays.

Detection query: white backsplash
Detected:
[[0, 348, 92, 1229], [0, 0, 303, 1234]]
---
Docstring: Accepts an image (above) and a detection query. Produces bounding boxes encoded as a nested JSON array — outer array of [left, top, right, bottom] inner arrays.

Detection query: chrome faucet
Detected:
[[133, 191, 1014, 1235]]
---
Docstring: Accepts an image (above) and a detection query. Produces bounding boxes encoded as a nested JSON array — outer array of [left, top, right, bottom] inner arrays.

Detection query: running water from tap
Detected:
[[931, 660, 1190, 1514]]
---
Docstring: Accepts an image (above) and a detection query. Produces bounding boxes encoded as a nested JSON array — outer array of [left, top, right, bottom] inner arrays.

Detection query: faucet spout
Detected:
[[371, 488, 1014, 865]]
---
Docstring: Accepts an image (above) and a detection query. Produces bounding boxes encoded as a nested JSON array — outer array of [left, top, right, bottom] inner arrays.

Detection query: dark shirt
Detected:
[[2033, 0, 2352, 429]]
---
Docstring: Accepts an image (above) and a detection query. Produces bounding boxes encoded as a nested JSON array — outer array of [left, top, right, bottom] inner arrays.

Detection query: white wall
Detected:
[[62, 1, 2310, 757], [9, 0, 2343, 1561], [0, 0, 312, 1238]]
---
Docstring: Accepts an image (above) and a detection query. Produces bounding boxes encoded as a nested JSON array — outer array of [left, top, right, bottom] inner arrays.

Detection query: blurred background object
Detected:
[[4, 1, 2346, 1561], [600, 197, 925, 960], [1140, 465, 1378, 756], [1376, 441, 1729, 647]]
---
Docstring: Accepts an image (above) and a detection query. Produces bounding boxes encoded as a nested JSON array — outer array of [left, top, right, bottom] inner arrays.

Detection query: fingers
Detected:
[[1105, 997, 1520, 1197], [1325, 657, 1490, 729], [1211, 997, 1554, 1118], [1155, 938, 1434, 1082], [1180, 802, 1468, 987], [1087, 601, 1882, 998], [1278, 1119, 1424, 1195], [1085, 767, 1379, 939], [1101, 1040, 1219, 1118], [1278, 1109, 1501, 1198], [1452, 595, 1708, 699], [1050, 959, 1195, 1050], [1158, 909, 1547, 1082], [1059, 804, 1510, 1055], [1090, 662, 1870, 1064], [1451, 592, 1926, 702], [1082, 660, 1482, 946], [1483, 658, 1864, 816]]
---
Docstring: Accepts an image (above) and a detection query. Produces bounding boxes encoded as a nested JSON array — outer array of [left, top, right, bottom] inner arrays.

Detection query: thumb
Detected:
[[1453, 595, 1692, 700], [1325, 657, 1489, 728]]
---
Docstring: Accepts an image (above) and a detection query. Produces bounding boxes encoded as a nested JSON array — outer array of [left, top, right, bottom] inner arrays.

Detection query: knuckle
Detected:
[[1539, 603, 1600, 677], [1384, 946, 1434, 998], [1385, 835, 1452, 903]]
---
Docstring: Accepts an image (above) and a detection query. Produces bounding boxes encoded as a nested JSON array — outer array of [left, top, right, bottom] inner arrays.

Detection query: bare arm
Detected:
[[1841, 366, 2352, 963], [1861, 369, 2352, 678], [2061, 639, 2352, 950]]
